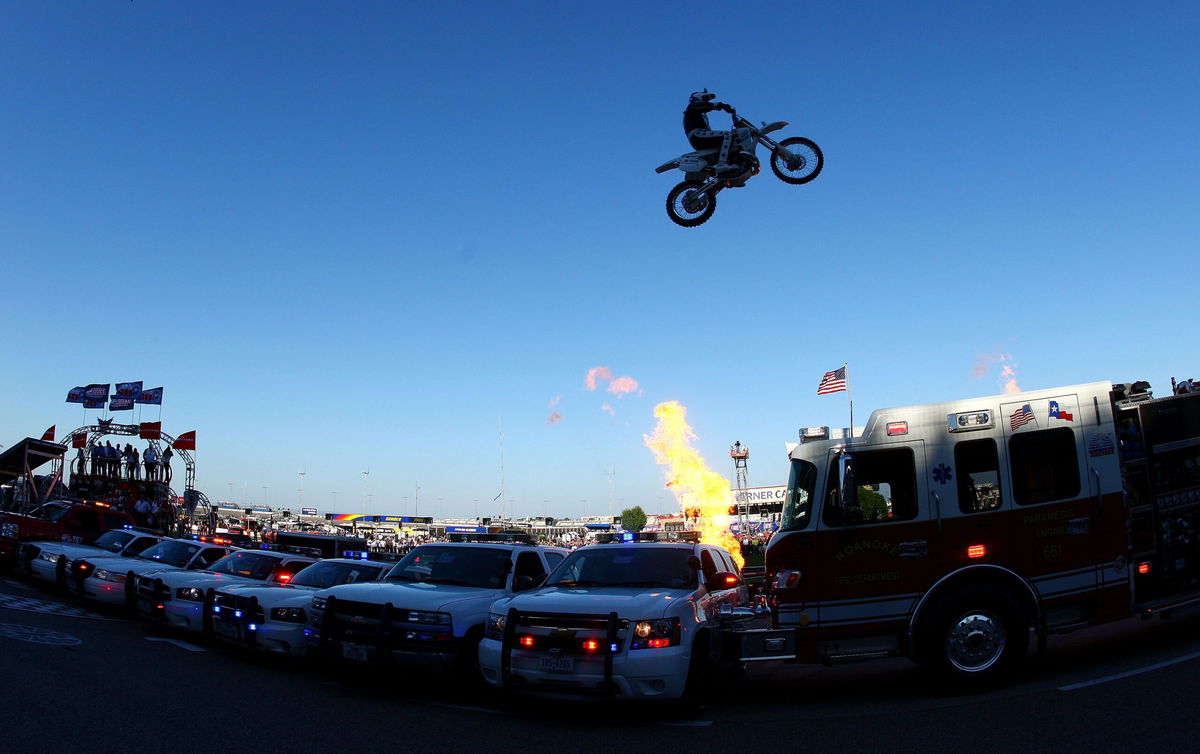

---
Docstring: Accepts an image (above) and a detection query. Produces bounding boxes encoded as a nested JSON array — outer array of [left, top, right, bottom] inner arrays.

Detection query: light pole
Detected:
[[262, 486, 268, 508], [330, 491, 337, 510], [298, 470, 306, 509], [361, 468, 370, 515]]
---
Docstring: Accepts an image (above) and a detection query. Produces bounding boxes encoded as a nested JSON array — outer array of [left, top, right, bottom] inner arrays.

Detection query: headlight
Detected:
[[630, 618, 680, 650], [176, 587, 205, 601], [311, 596, 327, 610], [39, 550, 61, 563], [485, 612, 506, 639], [406, 610, 451, 625], [270, 607, 307, 623], [93, 569, 126, 583]]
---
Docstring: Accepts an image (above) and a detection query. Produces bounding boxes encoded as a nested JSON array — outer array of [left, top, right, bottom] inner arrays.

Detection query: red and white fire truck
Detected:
[[737, 377, 1200, 689]]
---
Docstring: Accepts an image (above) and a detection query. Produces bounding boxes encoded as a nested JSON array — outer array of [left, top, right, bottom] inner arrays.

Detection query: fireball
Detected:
[[644, 401, 744, 568]]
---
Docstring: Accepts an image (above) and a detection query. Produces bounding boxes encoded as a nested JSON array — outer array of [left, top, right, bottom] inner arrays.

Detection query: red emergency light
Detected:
[[967, 544, 987, 559], [519, 635, 536, 648], [1137, 561, 1152, 575]]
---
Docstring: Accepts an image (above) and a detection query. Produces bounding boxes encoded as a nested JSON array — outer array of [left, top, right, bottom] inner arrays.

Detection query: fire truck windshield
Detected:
[[780, 458, 817, 531]]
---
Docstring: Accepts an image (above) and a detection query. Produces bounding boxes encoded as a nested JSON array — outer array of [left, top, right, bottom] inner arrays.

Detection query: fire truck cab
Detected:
[[744, 378, 1200, 689]]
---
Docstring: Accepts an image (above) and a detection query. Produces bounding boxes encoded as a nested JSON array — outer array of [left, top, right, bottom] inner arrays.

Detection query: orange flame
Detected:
[[643, 401, 744, 568]]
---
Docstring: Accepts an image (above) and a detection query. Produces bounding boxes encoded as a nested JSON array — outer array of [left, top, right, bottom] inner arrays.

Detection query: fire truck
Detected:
[[735, 377, 1200, 689]]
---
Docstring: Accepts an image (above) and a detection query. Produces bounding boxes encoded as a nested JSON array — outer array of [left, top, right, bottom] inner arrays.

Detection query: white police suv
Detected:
[[308, 534, 567, 672], [478, 534, 748, 701]]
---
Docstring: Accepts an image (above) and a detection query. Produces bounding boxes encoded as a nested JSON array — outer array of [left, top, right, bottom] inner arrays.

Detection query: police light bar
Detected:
[[948, 410, 994, 433], [343, 550, 371, 560], [800, 426, 829, 442], [595, 532, 658, 544], [446, 532, 535, 544]]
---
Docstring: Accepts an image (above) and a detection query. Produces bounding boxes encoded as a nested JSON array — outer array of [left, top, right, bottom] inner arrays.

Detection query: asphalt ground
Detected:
[[3, 572, 1200, 752]]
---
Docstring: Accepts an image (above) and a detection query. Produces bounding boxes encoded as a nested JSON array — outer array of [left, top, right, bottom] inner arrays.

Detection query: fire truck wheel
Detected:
[[918, 585, 1028, 690]]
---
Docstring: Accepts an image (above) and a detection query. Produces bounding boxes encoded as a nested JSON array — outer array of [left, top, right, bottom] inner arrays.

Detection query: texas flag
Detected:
[[1049, 400, 1074, 421]]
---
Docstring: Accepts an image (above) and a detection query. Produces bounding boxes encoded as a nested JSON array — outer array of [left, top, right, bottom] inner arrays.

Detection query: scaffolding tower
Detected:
[[730, 441, 749, 530]]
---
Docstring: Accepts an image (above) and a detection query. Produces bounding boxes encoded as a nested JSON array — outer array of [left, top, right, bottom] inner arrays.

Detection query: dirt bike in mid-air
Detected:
[[654, 108, 823, 227]]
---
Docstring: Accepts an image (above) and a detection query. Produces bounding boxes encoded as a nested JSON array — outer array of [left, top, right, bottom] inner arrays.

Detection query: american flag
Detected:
[[817, 366, 847, 395], [1010, 403, 1037, 431]]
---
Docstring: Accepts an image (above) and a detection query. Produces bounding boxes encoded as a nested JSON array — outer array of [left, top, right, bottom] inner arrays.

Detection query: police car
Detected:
[[133, 547, 317, 632], [70, 537, 237, 607], [17, 528, 164, 588], [478, 533, 748, 701], [209, 553, 391, 657], [308, 534, 567, 672]]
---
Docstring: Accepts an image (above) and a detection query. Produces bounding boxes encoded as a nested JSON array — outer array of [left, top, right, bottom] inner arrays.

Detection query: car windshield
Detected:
[[92, 530, 136, 553], [384, 546, 512, 589], [205, 551, 283, 580], [137, 541, 200, 567], [33, 503, 72, 523], [291, 561, 384, 589], [546, 547, 697, 589]]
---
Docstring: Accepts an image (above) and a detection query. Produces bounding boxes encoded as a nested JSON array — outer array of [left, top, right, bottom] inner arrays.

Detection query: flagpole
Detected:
[[845, 362, 854, 441]]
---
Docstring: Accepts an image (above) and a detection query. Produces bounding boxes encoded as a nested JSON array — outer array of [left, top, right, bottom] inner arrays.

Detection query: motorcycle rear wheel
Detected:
[[770, 137, 823, 185], [666, 181, 716, 227]]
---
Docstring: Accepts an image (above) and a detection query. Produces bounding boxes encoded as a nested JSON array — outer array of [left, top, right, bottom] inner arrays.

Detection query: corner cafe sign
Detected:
[[732, 485, 787, 505], [679, 485, 787, 509]]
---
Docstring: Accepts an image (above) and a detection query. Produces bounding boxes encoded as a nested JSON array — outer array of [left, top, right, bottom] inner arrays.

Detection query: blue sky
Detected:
[[3, 1, 1196, 519]]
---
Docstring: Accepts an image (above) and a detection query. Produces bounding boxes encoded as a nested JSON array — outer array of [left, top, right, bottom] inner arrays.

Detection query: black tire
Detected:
[[677, 631, 713, 712], [770, 137, 823, 185], [666, 181, 717, 228], [917, 585, 1029, 692], [454, 626, 486, 685]]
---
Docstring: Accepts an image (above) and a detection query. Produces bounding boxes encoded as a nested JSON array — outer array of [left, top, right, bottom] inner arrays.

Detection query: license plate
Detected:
[[213, 620, 240, 639], [539, 654, 574, 673], [342, 642, 370, 662]]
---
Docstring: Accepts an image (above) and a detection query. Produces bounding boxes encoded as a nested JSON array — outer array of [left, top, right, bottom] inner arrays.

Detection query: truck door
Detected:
[[1003, 394, 1102, 607], [813, 441, 932, 643]]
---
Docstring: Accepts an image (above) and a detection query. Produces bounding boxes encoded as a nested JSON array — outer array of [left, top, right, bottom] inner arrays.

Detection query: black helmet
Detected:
[[689, 90, 716, 106]]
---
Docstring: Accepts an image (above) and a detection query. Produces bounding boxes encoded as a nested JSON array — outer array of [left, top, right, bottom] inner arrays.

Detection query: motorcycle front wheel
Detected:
[[770, 137, 823, 185], [666, 181, 716, 227]]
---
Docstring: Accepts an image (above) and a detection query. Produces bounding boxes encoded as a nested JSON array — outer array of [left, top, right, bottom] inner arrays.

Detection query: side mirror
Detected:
[[513, 575, 536, 593], [710, 571, 741, 590]]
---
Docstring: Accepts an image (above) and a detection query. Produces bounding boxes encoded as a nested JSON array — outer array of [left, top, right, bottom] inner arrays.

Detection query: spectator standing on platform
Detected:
[[161, 446, 174, 484], [122, 444, 134, 479], [135, 496, 152, 527], [130, 446, 141, 479], [75, 447, 87, 477], [89, 444, 101, 475], [144, 444, 159, 481], [104, 441, 117, 477]]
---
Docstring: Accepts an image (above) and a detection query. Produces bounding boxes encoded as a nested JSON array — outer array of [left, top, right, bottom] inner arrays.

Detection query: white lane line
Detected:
[[1058, 649, 1200, 691], [144, 636, 207, 652]]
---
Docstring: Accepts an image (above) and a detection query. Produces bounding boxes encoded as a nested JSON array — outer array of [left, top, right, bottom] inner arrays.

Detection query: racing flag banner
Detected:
[[139, 421, 162, 440], [110, 396, 135, 411], [72, 434, 88, 448], [83, 398, 105, 409], [66, 386, 87, 404], [84, 384, 110, 402], [135, 386, 163, 405], [173, 430, 196, 451], [41, 426, 55, 442], [115, 381, 143, 399]]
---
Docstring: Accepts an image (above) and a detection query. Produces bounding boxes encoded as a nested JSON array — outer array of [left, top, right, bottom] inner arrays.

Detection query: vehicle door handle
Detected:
[[899, 540, 928, 559]]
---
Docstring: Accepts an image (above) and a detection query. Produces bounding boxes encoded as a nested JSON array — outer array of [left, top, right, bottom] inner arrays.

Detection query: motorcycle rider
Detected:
[[683, 90, 741, 174]]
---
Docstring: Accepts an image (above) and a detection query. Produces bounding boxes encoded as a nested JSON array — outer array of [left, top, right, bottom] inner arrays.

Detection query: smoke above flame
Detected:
[[643, 401, 744, 568], [972, 351, 1021, 394], [586, 366, 642, 397]]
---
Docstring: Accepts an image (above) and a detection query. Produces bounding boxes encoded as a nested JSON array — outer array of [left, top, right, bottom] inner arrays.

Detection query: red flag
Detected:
[[41, 426, 55, 442], [72, 434, 88, 448], [139, 421, 162, 440], [173, 430, 196, 451]]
